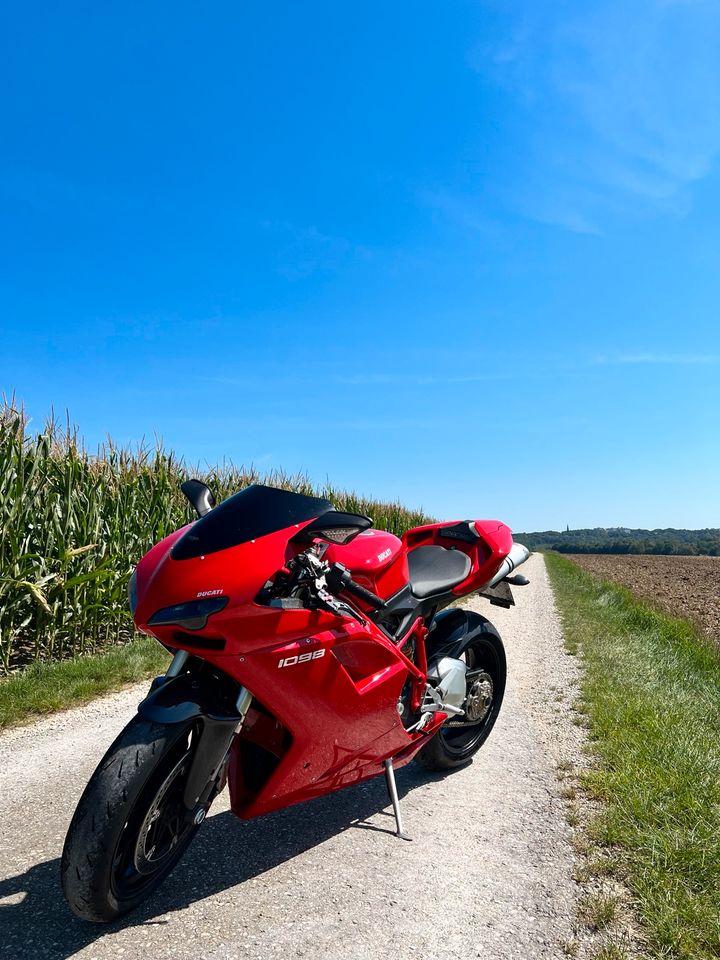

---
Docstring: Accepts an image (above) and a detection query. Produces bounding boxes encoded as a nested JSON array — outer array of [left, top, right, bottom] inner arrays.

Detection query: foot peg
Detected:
[[383, 758, 411, 841]]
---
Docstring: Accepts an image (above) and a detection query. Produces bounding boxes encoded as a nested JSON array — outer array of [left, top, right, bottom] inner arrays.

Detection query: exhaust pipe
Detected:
[[485, 542, 531, 588]]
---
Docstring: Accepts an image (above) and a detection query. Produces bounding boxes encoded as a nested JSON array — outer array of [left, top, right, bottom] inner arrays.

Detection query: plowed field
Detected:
[[566, 554, 720, 644]]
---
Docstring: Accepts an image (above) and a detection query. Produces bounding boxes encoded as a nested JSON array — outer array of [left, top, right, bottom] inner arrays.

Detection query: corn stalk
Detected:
[[0, 400, 432, 674]]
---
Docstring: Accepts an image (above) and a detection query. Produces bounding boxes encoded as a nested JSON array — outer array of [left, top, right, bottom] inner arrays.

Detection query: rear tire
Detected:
[[415, 631, 506, 771], [61, 715, 204, 922]]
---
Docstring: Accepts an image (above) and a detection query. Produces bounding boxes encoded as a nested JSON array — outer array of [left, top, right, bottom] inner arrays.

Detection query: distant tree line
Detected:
[[513, 527, 720, 556]]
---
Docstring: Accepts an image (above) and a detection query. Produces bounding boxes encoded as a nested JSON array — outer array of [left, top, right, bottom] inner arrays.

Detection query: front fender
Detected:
[[138, 672, 243, 725]]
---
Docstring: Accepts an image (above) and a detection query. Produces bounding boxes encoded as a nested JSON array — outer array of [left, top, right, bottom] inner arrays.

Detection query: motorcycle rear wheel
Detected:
[[61, 715, 204, 922], [415, 631, 506, 771]]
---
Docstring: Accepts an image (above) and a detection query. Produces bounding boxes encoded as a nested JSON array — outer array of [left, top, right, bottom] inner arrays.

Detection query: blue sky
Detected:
[[1, 1, 719, 531]]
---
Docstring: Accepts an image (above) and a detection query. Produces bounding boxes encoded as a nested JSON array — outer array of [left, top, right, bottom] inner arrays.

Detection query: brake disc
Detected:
[[133, 753, 191, 874], [447, 670, 493, 727]]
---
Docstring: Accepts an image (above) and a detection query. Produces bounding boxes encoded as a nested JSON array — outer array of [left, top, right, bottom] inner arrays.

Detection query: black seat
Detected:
[[407, 545, 472, 599]]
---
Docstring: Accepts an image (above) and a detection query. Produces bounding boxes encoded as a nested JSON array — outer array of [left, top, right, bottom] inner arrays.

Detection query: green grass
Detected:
[[0, 636, 170, 729], [579, 893, 620, 931], [591, 946, 630, 960], [546, 552, 720, 960]]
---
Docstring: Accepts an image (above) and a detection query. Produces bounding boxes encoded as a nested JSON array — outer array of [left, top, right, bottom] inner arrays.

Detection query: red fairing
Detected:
[[474, 520, 513, 558], [134, 520, 428, 814], [402, 519, 513, 594], [324, 528, 409, 599], [133, 493, 516, 820]]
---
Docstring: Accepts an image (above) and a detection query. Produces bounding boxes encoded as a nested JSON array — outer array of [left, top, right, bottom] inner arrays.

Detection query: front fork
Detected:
[[139, 650, 254, 817]]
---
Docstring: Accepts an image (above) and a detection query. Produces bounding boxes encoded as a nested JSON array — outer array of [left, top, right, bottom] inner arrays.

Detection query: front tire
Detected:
[[415, 631, 506, 771], [61, 715, 204, 922]]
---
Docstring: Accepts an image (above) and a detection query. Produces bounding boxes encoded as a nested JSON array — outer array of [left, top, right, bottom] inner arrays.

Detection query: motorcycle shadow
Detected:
[[0, 762, 445, 960]]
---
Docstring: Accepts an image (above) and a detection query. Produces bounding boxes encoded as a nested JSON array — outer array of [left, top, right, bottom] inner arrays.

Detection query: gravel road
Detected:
[[0, 554, 585, 960]]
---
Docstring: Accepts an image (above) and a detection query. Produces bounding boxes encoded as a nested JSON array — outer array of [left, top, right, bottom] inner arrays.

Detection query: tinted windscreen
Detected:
[[171, 484, 332, 560]]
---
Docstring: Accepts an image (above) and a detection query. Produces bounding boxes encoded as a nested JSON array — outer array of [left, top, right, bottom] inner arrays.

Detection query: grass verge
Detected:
[[0, 637, 170, 730], [545, 552, 720, 960]]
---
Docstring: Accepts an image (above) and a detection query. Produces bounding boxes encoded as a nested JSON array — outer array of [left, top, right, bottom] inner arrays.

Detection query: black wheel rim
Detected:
[[439, 639, 502, 758], [110, 728, 197, 902]]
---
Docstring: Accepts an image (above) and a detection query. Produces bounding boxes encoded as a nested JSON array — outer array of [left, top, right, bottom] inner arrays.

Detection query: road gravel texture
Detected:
[[0, 554, 587, 960]]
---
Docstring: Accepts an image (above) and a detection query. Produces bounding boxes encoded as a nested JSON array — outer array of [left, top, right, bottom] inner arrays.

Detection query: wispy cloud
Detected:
[[595, 353, 720, 365], [261, 220, 369, 280], [414, 187, 499, 236], [202, 371, 507, 391], [167, 412, 449, 433], [470, 0, 720, 232], [332, 372, 500, 386]]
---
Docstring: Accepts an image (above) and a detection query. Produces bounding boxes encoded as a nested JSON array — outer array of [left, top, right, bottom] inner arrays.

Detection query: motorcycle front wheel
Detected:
[[61, 715, 205, 922], [415, 630, 506, 771]]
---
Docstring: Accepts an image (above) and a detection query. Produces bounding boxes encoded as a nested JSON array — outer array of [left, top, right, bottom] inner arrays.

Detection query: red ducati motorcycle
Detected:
[[62, 483, 530, 921]]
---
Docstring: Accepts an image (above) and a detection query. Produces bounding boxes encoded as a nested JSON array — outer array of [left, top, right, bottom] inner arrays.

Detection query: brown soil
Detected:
[[566, 554, 720, 644]]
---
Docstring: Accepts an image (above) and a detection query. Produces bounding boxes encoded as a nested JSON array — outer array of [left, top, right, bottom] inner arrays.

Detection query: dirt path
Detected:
[[0, 554, 585, 960]]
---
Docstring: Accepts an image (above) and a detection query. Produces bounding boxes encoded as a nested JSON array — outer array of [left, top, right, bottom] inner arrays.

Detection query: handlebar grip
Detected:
[[343, 578, 386, 611]]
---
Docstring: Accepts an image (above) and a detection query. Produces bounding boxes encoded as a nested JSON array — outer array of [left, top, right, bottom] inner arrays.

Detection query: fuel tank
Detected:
[[325, 529, 409, 599]]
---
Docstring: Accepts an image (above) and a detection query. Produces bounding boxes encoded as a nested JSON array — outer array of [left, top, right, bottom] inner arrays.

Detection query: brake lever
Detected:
[[314, 585, 367, 625], [283, 551, 368, 625]]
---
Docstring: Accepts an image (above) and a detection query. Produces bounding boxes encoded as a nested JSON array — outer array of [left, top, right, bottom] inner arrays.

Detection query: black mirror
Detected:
[[292, 510, 372, 545], [181, 479, 216, 518]]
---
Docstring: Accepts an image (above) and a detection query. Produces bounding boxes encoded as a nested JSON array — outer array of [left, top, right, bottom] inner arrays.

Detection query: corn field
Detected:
[[0, 401, 432, 674]]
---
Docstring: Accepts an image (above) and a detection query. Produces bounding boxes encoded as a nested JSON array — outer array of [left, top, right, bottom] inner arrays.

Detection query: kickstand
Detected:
[[383, 758, 412, 841]]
